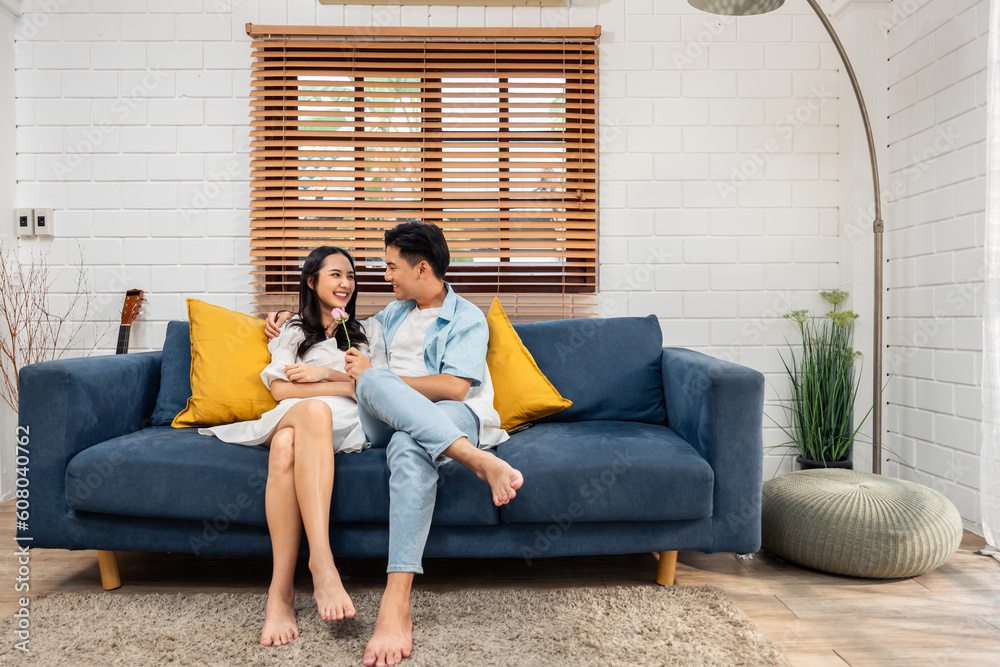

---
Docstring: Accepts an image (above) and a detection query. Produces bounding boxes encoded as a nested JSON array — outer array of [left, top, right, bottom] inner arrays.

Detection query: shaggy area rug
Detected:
[[0, 586, 789, 666]]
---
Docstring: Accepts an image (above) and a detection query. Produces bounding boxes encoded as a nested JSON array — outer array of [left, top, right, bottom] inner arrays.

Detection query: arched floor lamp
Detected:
[[689, 0, 884, 474]]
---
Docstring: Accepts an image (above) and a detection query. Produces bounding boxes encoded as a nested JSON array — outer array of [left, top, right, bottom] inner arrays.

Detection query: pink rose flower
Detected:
[[331, 307, 351, 349]]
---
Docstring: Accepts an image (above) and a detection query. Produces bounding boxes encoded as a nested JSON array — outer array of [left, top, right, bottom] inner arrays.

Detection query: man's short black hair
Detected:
[[384, 221, 450, 280]]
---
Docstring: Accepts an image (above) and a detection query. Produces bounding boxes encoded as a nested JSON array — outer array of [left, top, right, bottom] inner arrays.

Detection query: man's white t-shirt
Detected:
[[388, 306, 441, 378], [385, 304, 507, 447]]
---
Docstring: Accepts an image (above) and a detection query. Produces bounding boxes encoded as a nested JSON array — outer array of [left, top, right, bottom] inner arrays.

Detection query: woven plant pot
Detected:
[[794, 436, 854, 471], [762, 469, 963, 579]]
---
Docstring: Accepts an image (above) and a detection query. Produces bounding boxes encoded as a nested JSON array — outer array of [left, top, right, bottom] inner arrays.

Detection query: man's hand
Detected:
[[284, 363, 330, 383], [344, 347, 373, 382], [265, 311, 293, 339]]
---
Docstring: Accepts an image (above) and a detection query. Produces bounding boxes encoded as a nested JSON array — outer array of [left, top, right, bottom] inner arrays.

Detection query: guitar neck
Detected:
[[116, 324, 131, 355], [116, 289, 144, 355]]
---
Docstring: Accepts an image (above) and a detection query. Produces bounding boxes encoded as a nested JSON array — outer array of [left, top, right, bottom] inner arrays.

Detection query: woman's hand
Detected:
[[284, 363, 330, 383], [344, 347, 373, 382]]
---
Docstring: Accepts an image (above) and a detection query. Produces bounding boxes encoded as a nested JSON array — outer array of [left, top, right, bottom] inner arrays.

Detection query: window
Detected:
[[247, 25, 600, 320]]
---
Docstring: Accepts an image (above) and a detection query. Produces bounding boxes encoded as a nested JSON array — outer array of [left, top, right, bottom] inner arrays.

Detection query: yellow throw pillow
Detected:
[[172, 299, 278, 428], [486, 298, 572, 431]]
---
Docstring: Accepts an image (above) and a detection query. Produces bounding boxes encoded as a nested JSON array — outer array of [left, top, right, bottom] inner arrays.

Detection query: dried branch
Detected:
[[0, 243, 114, 412]]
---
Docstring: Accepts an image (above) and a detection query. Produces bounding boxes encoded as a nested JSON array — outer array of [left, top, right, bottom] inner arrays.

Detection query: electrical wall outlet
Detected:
[[15, 208, 33, 237], [33, 208, 54, 236]]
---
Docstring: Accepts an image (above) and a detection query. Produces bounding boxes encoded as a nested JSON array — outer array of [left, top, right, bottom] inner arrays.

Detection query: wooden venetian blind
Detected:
[[246, 24, 600, 321]]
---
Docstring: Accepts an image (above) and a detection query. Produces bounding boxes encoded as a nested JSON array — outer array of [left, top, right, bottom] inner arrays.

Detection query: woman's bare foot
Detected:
[[310, 560, 356, 621], [475, 453, 524, 506], [260, 587, 299, 646], [363, 596, 413, 667]]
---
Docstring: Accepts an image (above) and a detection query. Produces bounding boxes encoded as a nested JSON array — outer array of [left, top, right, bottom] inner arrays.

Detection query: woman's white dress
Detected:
[[199, 316, 386, 453]]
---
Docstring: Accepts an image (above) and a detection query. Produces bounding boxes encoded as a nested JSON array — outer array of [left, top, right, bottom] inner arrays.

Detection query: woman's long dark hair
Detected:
[[291, 246, 368, 357]]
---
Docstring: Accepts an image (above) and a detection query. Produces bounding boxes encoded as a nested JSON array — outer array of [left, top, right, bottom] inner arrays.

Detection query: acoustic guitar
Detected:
[[116, 289, 145, 355]]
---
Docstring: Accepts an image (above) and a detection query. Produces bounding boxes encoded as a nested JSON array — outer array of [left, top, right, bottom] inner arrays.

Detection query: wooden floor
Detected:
[[2, 501, 998, 666]]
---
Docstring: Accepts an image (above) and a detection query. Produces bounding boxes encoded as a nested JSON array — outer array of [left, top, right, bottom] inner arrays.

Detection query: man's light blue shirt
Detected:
[[372, 282, 487, 387]]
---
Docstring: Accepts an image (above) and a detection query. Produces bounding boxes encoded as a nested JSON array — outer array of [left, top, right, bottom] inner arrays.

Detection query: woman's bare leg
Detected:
[[276, 399, 355, 621], [260, 427, 302, 646]]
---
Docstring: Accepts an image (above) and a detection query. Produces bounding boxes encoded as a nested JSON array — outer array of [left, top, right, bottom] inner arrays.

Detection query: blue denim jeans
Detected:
[[355, 367, 480, 574]]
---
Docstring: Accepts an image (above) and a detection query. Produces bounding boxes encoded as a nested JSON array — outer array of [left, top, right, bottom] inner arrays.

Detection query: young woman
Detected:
[[200, 246, 386, 647]]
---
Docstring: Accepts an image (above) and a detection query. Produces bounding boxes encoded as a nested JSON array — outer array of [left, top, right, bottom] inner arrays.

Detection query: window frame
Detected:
[[246, 24, 601, 321]]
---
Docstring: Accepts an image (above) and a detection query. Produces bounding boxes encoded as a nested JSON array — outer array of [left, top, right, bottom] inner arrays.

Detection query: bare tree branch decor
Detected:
[[0, 243, 111, 412]]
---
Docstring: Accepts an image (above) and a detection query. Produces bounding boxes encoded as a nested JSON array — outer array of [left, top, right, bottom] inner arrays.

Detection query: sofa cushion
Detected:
[[512, 315, 667, 424], [65, 427, 499, 527], [496, 421, 713, 524], [172, 299, 278, 428], [150, 321, 193, 426], [486, 298, 572, 430]]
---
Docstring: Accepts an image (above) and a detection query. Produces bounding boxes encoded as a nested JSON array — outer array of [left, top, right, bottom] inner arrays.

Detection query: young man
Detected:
[[266, 221, 523, 667]]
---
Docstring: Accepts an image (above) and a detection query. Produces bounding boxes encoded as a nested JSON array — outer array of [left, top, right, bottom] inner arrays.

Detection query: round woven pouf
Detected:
[[762, 469, 963, 579]]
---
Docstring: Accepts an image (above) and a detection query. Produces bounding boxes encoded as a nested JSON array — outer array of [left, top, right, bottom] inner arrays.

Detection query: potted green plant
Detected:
[[777, 290, 871, 470]]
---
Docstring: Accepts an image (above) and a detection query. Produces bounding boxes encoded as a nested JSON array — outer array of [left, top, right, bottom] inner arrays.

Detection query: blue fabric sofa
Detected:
[[17, 315, 764, 589]]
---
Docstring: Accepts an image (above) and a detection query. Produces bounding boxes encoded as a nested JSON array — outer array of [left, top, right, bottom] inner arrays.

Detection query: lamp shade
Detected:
[[688, 0, 784, 15]]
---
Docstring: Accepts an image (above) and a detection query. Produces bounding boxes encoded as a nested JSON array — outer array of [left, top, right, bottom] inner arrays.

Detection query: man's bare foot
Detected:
[[363, 599, 413, 667], [310, 560, 356, 621], [475, 454, 524, 506], [260, 587, 299, 647]]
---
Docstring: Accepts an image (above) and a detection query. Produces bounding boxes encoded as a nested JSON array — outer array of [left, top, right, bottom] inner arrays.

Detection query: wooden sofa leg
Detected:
[[97, 551, 122, 590], [656, 550, 678, 586]]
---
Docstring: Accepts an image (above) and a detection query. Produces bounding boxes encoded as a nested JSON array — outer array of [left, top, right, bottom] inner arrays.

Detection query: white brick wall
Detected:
[[5, 1, 904, 495], [1, 4, 20, 501], [601, 4, 842, 486], [882, 0, 988, 531]]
